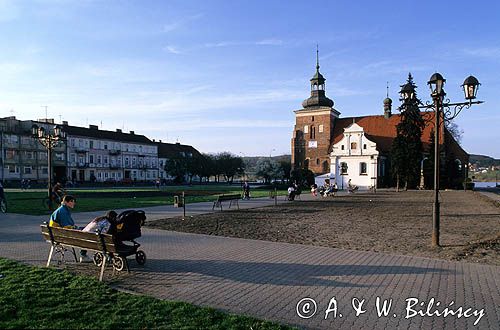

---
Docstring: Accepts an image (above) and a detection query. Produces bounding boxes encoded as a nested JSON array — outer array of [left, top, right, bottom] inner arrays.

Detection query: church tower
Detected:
[[291, 48, 340, 174]]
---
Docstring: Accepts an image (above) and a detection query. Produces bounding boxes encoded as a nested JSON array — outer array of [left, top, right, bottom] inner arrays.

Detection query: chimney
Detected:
[[62, 121, 68, 126], [116, 129, 122, 133], [130, 131, 134, 135], [89, 124, 98, 130], [159, 140, 162, 143]]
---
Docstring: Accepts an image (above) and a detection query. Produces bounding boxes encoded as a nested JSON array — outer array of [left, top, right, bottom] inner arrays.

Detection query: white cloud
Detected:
[[163, 45, 181, 54], [163, 13, 204, 33], [255, 39, 283, 46]]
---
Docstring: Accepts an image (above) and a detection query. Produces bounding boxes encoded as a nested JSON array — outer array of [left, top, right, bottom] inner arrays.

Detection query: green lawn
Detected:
[[0, 258, 293, 329], [4, 186, 287, 215]]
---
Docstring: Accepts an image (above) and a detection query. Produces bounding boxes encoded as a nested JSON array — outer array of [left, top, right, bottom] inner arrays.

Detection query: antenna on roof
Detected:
[[9, 109, 14, 116], [386, 81, 389, 98]]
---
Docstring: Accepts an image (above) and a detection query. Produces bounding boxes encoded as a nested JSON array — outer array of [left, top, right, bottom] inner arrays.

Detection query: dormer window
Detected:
[[351, 142, 357, 149]]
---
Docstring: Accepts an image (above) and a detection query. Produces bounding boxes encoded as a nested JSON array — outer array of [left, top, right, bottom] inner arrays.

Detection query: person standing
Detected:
[[243, 181, 250, 200]]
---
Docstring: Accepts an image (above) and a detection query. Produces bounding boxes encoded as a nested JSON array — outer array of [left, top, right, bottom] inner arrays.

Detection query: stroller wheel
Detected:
[[93, 252, 104, 267], [113, 256, 125, 272], [135, 250, 146, 265]]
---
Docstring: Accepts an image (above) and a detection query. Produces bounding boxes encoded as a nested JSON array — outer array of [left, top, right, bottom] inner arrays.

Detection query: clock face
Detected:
[[308, 141, 317, 148]]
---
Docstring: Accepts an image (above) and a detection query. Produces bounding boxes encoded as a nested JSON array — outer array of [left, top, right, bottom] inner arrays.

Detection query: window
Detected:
[[311, 116, 315, 122], [316, 158, 320, 165], [363, 144, 367, 150], [360, 162, 367, 175], [89, 141, 94, 149], [340, 162, 348, 174], [341, 145, 345, 150], [351, 142, 357, 150], [304, 125, 309, 134], [310, 126, 316, 139], [6, 149, 17, 159], [71, 154, 76, 163], [97, 155, 102, 164], [24, 151, 34, 159], [24, 166, 32, 174], [104, 156, 108, 164], [55, 153, 65, 161], [319, 124, 324, 133], [89, 155, 94, 164], [41, 167, 48, 174]]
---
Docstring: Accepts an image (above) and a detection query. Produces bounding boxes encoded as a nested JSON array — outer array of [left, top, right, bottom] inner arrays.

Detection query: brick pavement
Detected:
[[0, 195, 499, 330]]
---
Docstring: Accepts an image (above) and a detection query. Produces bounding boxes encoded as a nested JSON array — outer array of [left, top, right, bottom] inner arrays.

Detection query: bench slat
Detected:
[[41, 233, 118, 253]]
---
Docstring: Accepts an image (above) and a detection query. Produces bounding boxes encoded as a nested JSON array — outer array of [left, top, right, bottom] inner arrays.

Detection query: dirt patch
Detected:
[[146, 190, 500, 266]]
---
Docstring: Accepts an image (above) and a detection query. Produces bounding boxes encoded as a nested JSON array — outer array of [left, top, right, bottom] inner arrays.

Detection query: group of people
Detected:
[[49, 194, 118, 263], [309, 179, 359, 197]]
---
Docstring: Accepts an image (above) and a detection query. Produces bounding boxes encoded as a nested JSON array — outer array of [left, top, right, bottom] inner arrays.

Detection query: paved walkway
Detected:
[[0, 193, 499, 330]]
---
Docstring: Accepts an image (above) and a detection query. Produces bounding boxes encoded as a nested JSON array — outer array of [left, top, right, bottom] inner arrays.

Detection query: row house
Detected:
[[155, 141, 202, 181], [0, 117, 66, 183], [1, 116, 201, 184], [63, 123, 158, 183]]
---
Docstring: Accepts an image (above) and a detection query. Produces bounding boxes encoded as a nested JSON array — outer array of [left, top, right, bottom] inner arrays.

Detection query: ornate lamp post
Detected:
[[400, 73, 483, 247], [31, 124, 67, 202]]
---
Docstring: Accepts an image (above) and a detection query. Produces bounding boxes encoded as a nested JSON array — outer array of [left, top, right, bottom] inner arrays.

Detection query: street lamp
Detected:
[[31, 124, 67, 205], [400, 72, 483, 247]]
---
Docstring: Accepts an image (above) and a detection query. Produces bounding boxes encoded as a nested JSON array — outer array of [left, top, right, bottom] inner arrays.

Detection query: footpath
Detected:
[[0, 192, 499, 330]]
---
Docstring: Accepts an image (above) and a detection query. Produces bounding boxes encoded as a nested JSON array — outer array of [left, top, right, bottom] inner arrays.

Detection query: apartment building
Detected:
[[63, 123, 158, 183], [1, 116, 200, 184], [0, 117, 66, 183]]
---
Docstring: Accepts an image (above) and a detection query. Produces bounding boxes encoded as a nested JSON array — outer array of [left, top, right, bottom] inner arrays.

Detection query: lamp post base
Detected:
[[432, 201, 440, 247]]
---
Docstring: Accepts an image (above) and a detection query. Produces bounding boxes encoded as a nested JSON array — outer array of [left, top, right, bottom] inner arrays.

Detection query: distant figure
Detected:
[[310, 183, 318, 196], [243, 181, 250, 200], [348, 179, 358, 193], [52, 182, 65, 203], [287, 185, 296, 201]]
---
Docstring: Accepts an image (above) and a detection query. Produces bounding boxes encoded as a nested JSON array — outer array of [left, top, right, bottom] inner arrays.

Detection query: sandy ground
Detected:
[[147, 190, 500, 266]]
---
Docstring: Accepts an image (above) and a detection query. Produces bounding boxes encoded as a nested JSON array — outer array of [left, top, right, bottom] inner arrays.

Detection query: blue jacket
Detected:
[[49, 205, 75, 228]]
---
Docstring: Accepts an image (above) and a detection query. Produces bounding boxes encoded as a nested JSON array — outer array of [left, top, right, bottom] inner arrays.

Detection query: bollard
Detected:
[[182, 191, 186, 220]]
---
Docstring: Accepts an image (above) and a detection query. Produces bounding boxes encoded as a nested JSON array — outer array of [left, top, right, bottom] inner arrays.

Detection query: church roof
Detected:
[[330, 113, 443, 154]]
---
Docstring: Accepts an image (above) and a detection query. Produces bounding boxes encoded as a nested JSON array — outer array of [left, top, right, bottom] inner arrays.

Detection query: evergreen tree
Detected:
[[391, 73, 425, 189]]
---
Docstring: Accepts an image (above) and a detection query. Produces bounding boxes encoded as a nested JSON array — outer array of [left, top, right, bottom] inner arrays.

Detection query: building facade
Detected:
[[291, 60, 468, 190], [0, 116, 200, 185]]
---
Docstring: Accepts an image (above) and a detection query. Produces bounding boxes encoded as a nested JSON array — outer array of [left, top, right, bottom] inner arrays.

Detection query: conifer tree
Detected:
[[391, 73, 425, 189]]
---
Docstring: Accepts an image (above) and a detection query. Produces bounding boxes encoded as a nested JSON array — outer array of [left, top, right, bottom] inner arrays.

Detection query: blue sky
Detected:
[[1, 0, 499, 157]]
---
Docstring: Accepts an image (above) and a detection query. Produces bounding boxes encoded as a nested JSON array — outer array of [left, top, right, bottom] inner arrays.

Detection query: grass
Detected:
[[0, 258, 293, 329], [4, 186, 287, 215]]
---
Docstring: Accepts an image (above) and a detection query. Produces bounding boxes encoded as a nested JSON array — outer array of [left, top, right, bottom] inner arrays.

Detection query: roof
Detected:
[[331, 113, 451, 154], [62, 125, 154, 144], [155, 142, 202, 159]]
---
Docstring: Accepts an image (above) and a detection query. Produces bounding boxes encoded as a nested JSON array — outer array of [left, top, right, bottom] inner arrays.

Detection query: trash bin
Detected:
[[174, 195, 184, 207]]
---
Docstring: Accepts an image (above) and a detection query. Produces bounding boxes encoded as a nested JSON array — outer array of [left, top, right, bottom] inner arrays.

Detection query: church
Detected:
[[290, 54, 468, 190]]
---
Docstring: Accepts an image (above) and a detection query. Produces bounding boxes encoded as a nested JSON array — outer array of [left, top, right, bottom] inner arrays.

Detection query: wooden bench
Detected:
[[40, 224, 134, 281], [212, 193, 241, 211]]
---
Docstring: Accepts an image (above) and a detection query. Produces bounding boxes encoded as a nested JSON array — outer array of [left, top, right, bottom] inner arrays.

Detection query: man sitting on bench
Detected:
[[347, 179, 359, 193]]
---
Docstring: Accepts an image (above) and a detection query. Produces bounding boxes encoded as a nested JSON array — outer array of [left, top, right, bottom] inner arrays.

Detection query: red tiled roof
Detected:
[[331, 113, 443, 154]]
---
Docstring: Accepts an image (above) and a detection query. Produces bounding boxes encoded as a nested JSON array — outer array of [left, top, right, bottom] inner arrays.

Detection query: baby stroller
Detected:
[[93, 210, 147, 272]]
